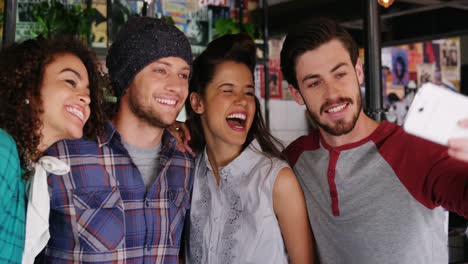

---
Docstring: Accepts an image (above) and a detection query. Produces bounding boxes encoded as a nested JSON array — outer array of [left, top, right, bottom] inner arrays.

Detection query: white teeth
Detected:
[[66, 106, 84, 121], [327, 104, 347, 113], [156, 98, 177, 105], [227, 113, 246, 120]]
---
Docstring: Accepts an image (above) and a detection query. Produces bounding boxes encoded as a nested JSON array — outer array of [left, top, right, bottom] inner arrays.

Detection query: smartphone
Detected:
[[403, 83, 468, 146]]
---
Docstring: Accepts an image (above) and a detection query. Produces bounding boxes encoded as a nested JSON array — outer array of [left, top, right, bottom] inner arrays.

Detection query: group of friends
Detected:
[[0, 16, 467, 264]]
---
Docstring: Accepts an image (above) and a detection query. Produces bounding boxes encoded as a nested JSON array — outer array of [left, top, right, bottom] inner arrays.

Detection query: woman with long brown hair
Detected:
[[185, 34, 314, 263]]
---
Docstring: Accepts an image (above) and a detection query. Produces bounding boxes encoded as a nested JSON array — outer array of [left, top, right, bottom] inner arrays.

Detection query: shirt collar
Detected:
[[97, 120, 187, 162], [160, 129, 179, 160], [97, 121, 119, 147], [202, 139, 262, 182]]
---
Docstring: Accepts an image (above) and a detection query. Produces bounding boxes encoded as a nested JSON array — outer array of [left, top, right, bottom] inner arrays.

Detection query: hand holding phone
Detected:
[[403, 83, 468, 146]]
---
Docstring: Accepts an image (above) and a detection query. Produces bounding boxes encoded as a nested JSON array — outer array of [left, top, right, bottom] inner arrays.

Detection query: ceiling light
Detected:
[[377, 0, 395, 8]]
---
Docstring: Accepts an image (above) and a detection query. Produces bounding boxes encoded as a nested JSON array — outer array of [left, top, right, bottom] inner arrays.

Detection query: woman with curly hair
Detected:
[[0, 37, 106, 263]]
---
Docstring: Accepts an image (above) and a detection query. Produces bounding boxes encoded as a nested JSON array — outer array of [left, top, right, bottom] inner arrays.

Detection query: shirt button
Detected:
[[145, 200, 150, 207]]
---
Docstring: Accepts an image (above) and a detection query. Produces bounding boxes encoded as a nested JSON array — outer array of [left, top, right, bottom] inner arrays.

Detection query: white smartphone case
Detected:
[[403, 83, 468, 146]]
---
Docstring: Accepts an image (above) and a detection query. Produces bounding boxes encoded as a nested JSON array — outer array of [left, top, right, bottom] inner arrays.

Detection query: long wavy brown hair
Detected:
[[186, 33, 285, 159], [0, 37, 106, 179]]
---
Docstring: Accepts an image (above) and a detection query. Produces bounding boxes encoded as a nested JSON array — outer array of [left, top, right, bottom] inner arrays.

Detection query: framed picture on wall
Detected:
[[261, 68, 282, 99]]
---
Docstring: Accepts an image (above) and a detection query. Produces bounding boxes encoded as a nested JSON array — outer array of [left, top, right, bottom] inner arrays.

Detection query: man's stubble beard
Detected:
[[307, 87, 362, 136], [128, 92, 175, 129]]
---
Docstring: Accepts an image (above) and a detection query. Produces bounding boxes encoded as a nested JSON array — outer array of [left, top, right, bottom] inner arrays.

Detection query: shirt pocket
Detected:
[[72, 186, 125, 252], [167, 188, 190, 247]]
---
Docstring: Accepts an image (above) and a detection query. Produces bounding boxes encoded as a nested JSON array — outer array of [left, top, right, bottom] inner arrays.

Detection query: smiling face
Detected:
[[125, 57, 190, 128], [39, 53, 91, 145], [190, 61, 256, 150], [291, 39, 364, 136]]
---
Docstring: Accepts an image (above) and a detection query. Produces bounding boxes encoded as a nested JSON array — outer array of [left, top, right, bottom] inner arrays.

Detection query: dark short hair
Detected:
[[186, 33, 284, 159], [0, 37, 105, 178], [280, 17, 359, 90]]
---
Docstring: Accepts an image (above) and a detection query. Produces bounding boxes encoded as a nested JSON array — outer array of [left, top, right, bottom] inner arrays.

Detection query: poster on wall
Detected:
[[263, 59, 282, 99], [391, 46, 409, 86], [187, 7, 208, 56], [440, 38, 459, 69], [381, 47, 393, 106], [440, 37, 460, 90], [382, 47, 392, 70], [408, 43, 423, 73], [407, 43, 423, 81], [91, 0, 108, 48], [268, 37, 292, 100], [163, 0, 188, 32], [417, 63, 435, 86], [255, 64, 283, 100], [266, 68, 282, 99], [423, 41, 441, 75]]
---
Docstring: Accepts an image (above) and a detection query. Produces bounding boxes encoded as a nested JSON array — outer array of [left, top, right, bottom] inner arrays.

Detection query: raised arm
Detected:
[[380, 128, 468, 218]]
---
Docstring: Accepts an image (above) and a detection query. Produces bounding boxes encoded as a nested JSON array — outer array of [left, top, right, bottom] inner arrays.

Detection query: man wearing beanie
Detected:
[[40, 17, 194, 263]]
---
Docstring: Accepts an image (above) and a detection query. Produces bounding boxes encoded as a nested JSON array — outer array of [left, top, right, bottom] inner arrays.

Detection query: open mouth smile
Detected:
[[155, 97, 178, 106], [226, 112, 247, 131], [325, 103, 349, 113], [66, 106, 85, 122]]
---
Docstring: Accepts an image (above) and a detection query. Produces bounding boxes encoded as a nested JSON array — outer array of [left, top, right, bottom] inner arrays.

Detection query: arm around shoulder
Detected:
[[273, 167, 315, 264]]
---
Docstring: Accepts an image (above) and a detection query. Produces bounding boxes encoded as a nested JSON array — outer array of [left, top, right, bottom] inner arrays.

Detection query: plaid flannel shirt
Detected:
[[42, 121, 194, 263]]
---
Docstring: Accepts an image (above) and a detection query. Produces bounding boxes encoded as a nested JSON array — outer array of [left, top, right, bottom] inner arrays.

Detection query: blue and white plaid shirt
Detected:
[[41, 121, 194, 263]]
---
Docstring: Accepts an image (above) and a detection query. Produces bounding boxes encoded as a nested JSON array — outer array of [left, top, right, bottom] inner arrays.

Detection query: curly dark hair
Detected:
[[186, 33, 285, 159], [0, 37, 106, 178]]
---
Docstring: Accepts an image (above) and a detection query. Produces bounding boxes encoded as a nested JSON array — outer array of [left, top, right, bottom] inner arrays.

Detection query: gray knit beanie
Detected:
[[106, 17, 192, 99]]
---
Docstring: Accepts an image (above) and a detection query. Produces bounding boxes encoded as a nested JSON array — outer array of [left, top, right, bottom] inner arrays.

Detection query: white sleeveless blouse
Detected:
[[187, 140, 289, 264]]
